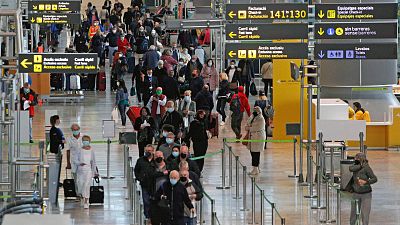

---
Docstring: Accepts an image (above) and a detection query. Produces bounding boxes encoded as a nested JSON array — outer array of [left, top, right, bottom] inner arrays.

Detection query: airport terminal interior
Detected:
[[0, 0, 400, 224]]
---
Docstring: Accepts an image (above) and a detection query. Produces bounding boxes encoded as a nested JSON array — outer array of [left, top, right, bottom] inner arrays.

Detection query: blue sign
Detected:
[[327, 28, 335, 36], [327, 50, 344, 59], [346, 50, 354, 59]]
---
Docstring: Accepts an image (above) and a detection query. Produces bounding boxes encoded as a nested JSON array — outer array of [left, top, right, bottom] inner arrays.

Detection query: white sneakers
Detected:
[[84, 203, 89, 209], [248, 167, 260, 176]]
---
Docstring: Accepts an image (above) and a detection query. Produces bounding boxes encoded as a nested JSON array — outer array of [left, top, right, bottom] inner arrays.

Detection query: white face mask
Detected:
[[208, 62, 213, 67], [230, 65, 235, 69], [184, 96, 191, 102], [179, 62, 184, 66]]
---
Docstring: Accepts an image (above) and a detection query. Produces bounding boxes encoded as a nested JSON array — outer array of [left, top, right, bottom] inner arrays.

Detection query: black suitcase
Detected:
[[89, 177, 104, 204], [63, 169, 77, 198], [50, 73, 63, 90], [127, 57, 135, 73], [88, 73, 97, 91]]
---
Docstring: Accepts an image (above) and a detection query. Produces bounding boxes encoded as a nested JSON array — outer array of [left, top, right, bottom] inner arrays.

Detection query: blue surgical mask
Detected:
[[184, 96, 191, 102], [172, 151, 179, 158], [82, 141, 90, 147], [166, 138, 174, 145], [170, 178, 178, 186], [72, 130, 80, 136], [167, 108, 174, 113], [162, 131, 168, 137]]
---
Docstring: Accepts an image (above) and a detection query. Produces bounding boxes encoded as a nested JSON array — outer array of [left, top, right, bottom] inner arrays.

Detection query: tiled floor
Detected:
[[12, 65, 400, 225]]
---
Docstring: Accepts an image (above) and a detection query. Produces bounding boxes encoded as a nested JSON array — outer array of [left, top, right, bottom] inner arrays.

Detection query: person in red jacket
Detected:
[[117, 34, 131, 55], [229, 86, 250, 139], [20, 82, 38, 143]]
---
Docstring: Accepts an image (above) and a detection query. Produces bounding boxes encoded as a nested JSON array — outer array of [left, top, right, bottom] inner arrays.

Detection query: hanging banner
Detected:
[[28, 0, 81, 12], [314, 43, 397, 60], [226, 4, 308, 20], [315, 3, 398, 20], [225, 43, 308, 60], [314, 22, 398, 39], [225, 23, 308, 40]]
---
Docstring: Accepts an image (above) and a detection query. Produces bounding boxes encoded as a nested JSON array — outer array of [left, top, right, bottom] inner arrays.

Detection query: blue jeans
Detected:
[[141, 188, 151, 219], [184, 217, 196, 225], [118, 104, 127, 126]]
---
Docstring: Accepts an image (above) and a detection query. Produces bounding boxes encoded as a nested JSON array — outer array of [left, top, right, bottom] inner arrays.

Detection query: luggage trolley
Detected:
[[321, 142, 346, 182]]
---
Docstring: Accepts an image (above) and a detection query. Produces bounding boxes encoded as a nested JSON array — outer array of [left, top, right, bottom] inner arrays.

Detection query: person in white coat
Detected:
[[65, 123, 84, 201], [245, 106, 266, 176], [77, 135, 98, 209]]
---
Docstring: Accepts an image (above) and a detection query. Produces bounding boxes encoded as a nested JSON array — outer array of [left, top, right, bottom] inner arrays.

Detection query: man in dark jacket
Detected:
[[134, 145, 156, 221], [73, 31, 87, 53], [154, 170, 195, 225], [186, 55, 203, 83], [123, 7, 134, 30], [161, 101, 184, 137], [189, 69, 204, 99], [141, 68, 159, 105], [104, 28, 119, 64], [238, 59, 255, 97], [163, 70, 180, 100], [194, 85, 214, 113], [143, 45, 160, 70], [176, 146, 200, 177], [134, 58, 145, 103], [154, 60, 168, 88]]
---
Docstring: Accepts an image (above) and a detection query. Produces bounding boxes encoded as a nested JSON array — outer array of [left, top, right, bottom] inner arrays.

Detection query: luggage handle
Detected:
[[93, 177, 100, 186], [65, 168, 72, 179]]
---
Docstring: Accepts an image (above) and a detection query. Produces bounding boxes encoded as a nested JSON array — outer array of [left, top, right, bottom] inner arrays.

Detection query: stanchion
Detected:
[[240, 166, 249, 211], [250, 177, 256, 224], [102, 138, 115, 179], [199, 198, 204, 225], [321, 149, 336, 223], [229, 146, 233, 187], [337, 187, 341, 225], [271, 203, 275, 225], [211, 199, 215, 225], [304, 155, 316, 198], [355, 199, 361, 225], [281, 218, 286, 225], [288, 138, 299, 178], [312, 133, 326, 209], [260, 190, 265, 225], [233, 156, 241, 199], [298, 74, 305, 184], [359, 132, 366, 155], [216, 148, 230, 189]]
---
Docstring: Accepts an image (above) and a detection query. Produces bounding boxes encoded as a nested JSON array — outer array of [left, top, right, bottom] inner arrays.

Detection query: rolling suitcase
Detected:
[[89, 177, 104, 204], [70, 74, 81, 90], [208, 112, 219, 138], [97, 71, 106, 91], [63, 169, 77, 198], [127, 56, 135, 73], [50, 73, 63, 90], [126, 106, 141, 126], [80, 74, 90, 90]]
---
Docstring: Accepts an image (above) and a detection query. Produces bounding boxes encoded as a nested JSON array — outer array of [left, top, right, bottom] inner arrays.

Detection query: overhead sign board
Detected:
[[315, 3, 398, 20], [315, 22, 398, 39], [225, 23, 308, 40], [226, 4, 308, 20], [28, 1, 81, 12], [18, 53, 98, 73], [314, 43, 397, 60], [225, 43, 308, 60], [28, 13, 81, 24]]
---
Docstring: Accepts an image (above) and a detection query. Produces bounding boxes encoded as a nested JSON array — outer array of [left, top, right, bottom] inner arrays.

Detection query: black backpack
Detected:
[[229, 95, 241, 114]]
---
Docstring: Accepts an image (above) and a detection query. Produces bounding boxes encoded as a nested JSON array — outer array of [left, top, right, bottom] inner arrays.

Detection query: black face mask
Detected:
[[354, 160, 360, 165], [180, 177, 187, 182], [252, 111, 258, 117], [155, 157, 163, 163], [180, 153, 187, 159]]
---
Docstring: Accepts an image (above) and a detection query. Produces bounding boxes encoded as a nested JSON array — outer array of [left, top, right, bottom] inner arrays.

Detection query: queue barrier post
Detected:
[[228, 146, 233, 187], [233, 155, 241, 200], [216, 148, 230, 190], [288, 138, 299, 178], [260, 189, 265, 225], [240, 166, 248, 211], [251, 177, 256, 224]]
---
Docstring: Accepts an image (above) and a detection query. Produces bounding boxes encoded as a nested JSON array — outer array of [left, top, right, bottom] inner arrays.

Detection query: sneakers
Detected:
[[248, 167, 260, 176], [84, 203, 89, 209], [220, 121, 225, 126]]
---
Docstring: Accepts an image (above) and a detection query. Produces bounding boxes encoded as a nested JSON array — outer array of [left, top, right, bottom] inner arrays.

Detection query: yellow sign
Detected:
[[45, 4, 51, 10], [238, 50, 247, 58], [335, 27, 344, 35], [34, 64, 42, 73], [39, 4, 44, 10], [36, 17, 43, 23], [327, 10, 336, 19], [52, 4, 58, 10], [318, 10, 325, 19], [34, 55, 42, 63], [238, 11, 247, 19], [248, 50, 257, 59]]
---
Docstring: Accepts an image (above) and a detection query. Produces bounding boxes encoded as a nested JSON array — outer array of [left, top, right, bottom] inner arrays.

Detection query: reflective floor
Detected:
[[12, 65, 400, 225]]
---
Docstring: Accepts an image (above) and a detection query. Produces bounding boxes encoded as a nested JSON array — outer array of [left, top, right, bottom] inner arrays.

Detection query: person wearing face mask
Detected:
[[143, 45, 160, 70], [176, 58, 188, 83], [189, 69, 204, 100], [158, 132, 180, 159], [74, 32, 88, 53], [180, 169, 203, 225], [142, 68, 159, 105], [245, 106, 266, 176], [238, 59, 255, 97], [186, 55, 202, 81], [187, 110, 209, 172], [177, 146, 200, 177], [134, 145, 156, 221], [225, 60, 240, 85], [154, 60, 168, 88], [180, 48, 191, 64], [161, 49, 178, 74], [194, 85, 214, 116], [200, 59, 219, 96], [115, 80, 129, 128], [105, 28, 119, 62], [65, 124, 84, 200], [76, 135, 98, 209], [155, 170, 195, 225], [146, 87, 166, 139], [149, 29, 159, 47], [217, 73, 230, 126], [49, 115, 66, 154], [20, 82, 38, 143], [166, 146, 181, 169], [178, 90, 197, 141], [160, 101, 184, 138], [162, 70, 180, 101], [171, 42, 180, 61], [348, 153, 377, 225], [134, 107, 155, 157], [117, 34, 131, 55], [194, 45, 206, 65]]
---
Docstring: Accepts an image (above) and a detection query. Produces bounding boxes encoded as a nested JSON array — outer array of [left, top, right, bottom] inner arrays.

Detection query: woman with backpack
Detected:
[[115, 80, 129, 128], [245, 106, 266, 176]]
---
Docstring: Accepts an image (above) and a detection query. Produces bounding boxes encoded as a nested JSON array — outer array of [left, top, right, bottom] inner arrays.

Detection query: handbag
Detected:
[[250, 81, 257, 96], [130, 86, 136, 96], [242, 131, 250, 146], [111, 107, 119, 122]]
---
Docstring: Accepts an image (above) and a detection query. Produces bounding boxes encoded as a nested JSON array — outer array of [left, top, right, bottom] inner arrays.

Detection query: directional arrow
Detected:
[[33, 5, 37, 10], [228, 11, 237, 19], [30, 17, 35, 23], [20, 59, 32, 69], [317, 28, 324, 36], [228, 32, 237, 39], [318, 10, 325, 19], [228, 51, 237, 58], [318, 51, 325, 59]]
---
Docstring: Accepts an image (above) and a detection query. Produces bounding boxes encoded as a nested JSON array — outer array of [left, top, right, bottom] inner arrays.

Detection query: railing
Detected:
[[222, 138, 290, 225]]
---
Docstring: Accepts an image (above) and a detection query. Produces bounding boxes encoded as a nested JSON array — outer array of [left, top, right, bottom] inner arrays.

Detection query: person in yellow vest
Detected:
[[343, 100, 355, 120], [353, 102, 371, 122]]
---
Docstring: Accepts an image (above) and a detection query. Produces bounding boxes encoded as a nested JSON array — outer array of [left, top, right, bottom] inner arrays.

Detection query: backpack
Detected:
[[229, 95, 241, 114], [138, 38, 148, 53]]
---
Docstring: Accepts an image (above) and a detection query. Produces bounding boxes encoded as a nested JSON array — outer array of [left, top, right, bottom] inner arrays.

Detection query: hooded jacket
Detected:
[[230, 86, 250, 116]]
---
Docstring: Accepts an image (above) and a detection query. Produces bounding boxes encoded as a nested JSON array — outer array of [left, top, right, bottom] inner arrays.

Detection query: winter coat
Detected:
[[261, 62, 273, 80], [143, 50, 160, 69], [246, 107, 266, 153], [349, 163, 377, 194], [161, 55, 178, 74], [200, 65, 218, 91], [117, 38, 131, 54]]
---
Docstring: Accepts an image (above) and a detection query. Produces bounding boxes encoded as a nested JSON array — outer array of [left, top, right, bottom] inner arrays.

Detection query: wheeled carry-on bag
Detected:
[[89, 177, 104, 204], [70, 74, 81, 90], [126, 106, 141, 126], [97, 71, 106, 91], [63, 169, 77, 198], [208, 112, 219, 138]]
